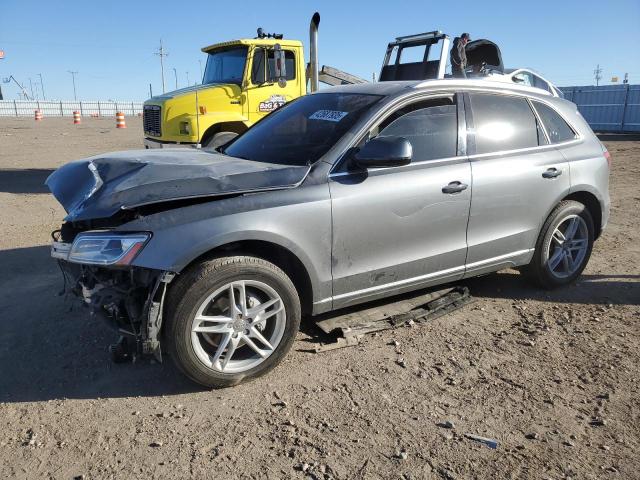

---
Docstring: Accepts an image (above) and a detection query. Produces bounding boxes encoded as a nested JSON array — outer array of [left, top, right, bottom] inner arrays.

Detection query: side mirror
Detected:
[[354, 137, 412, 168], [273, 44, 287, 88]]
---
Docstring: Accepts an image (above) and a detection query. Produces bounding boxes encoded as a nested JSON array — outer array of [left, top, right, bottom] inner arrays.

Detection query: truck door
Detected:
[[246, 46, 300, 124]]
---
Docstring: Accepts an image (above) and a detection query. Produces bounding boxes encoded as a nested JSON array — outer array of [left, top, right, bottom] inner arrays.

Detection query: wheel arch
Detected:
[[176, 238, 315, 316], [201, 121, 248, 145], [562, 190, 603, 240]]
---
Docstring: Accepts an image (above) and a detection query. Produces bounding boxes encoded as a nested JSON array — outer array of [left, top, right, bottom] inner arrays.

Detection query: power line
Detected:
[[67, 70, 78, 100], [38, 73, 45, 100], [593, 64, 602, 86], [154, 39, 168, 93]]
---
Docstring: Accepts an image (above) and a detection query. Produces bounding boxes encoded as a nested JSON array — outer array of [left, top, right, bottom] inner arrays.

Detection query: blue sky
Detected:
[[1, 0, 639, 100]]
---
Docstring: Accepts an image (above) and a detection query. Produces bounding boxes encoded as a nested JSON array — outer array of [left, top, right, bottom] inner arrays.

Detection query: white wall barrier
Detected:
[[0, 100, 143, 117]]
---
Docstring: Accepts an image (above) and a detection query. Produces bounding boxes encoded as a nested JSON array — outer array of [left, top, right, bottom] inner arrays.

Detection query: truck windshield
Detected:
[[223, 93, 383, 166], [203, 47, 248, 86]]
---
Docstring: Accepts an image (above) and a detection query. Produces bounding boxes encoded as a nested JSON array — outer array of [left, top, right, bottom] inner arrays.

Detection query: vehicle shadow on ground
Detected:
[[1, 245, 637, 403], [0, 168, 54, 194], [0, 245, 201, 403], [463, 270, 640, 306]]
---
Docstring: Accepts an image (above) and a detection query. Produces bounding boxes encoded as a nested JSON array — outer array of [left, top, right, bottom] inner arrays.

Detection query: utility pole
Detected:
[[67, 70, 78, 100], [28, 77, 35, 99], [198, 59, 203, 83], [173, 67, 178, 90], [593, 64, 602, 86], [186, 71, 190, 86], [623, 73, 629, 84], [154, 39, 168, 93], [38, 73, 45, 100]]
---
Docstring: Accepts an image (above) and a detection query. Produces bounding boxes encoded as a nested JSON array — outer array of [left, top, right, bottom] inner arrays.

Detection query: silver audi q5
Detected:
[[48, 79, 610, 387]]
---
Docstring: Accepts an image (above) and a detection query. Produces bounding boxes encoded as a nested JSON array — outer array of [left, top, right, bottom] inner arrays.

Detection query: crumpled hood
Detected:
[[46, 149, 310, 222]]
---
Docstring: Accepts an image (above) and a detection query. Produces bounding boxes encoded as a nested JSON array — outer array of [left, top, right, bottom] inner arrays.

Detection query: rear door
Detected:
[[463, 91, 570, 276], [329, 94, 472, 308]]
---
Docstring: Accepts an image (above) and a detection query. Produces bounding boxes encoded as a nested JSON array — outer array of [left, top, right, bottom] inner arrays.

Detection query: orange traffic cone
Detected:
[[73, 111, 81, 125], [34, 109, 43, 121], [116, 112, 126, 129]]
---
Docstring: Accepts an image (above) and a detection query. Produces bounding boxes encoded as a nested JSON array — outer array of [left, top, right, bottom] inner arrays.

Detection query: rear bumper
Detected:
[[144, 137, 197, 149]]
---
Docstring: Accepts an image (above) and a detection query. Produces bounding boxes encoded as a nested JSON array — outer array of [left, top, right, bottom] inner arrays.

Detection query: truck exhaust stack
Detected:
[[309, 12, 320, 93]]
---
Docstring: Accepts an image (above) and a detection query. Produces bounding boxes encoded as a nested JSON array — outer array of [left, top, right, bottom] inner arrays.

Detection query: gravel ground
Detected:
[[0, 117, 638, 479]]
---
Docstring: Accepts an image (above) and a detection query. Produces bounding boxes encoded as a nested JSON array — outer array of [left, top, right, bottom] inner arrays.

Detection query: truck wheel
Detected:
[[164, 256, 301, 388], [203, 131, 238, 150], [523, 200, 594, 289]]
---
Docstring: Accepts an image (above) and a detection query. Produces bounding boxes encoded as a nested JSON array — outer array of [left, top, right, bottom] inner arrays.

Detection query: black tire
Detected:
[[164, 256, 301, 388], [523, 200, 594, 289], [203, 131, 238, 150]]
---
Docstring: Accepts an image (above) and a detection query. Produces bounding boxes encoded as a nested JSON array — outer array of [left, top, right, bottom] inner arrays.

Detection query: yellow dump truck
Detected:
[[143, 13, 364, 149]]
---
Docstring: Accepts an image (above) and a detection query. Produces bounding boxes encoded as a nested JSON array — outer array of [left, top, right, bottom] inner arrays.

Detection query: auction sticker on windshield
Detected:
[[309, 110, 349, 122]]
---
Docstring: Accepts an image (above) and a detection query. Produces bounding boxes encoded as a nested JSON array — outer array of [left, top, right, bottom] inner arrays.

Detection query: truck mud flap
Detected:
[[311, 286, 473, 353]]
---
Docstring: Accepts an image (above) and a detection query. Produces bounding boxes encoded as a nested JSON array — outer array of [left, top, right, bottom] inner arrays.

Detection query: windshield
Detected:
[[223, 93, 383, 166], [203, 46, 247, 85]]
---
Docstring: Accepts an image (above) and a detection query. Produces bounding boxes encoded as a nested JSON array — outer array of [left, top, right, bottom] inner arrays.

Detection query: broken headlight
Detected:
[[68, 233, 150, 266]]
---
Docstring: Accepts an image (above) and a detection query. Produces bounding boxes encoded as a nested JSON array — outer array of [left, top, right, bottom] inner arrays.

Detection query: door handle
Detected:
[[542, 167, 562, 179], [442, 181, 468, 194]]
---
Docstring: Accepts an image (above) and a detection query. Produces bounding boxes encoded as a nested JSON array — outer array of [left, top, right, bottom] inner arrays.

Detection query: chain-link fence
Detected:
[[0, 100, 143, 117]]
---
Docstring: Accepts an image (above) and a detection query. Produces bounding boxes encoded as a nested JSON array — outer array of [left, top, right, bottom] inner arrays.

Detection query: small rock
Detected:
[[149, 441, 163, 447], [396, 449, 408, 460], [601, 445, 610, 451], [525, 432, 539, 440], [396, 358, 407, 368], [132, 411, 141, 416], [439, 420, 456, 429]]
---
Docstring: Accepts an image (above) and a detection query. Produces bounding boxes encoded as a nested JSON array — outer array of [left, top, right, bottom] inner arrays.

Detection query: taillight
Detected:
[[603, 149, 611, 168]]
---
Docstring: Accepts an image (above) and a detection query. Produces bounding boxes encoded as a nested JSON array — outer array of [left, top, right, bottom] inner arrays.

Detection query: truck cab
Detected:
[[143, 37, 306, 149]]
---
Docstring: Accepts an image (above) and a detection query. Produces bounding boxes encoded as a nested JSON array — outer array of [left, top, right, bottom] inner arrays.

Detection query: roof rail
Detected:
[[393, 31, 446, 43]]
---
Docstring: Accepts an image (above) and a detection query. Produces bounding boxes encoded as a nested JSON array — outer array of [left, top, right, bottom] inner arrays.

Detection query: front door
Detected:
[[246, 46, 300, 125], [329, 94, 471, 309]]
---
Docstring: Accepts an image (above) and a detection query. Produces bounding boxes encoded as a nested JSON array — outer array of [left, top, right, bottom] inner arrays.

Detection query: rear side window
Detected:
[[469, 93, 539, 154], [374, 97, 458, 161], [532, 101, 576, 144]]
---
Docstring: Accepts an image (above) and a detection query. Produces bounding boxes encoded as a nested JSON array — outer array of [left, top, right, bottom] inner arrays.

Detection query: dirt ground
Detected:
[[0, 117, 638, 480]]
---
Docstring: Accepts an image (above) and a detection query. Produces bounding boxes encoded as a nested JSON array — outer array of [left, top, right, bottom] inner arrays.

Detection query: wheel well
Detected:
[[201, 122, 248, 145], [182, 240, 314, 316], [563, 191, 602, 239]]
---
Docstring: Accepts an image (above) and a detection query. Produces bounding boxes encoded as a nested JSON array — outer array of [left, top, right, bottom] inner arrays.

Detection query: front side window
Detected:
[[203, 47, 248, 86], [371, 97, 458, 161], [532, 75, 551, 93], [532, 101, 576, 144], [513, 71, 534, 87], [251, 48, 296, 85], [223, 93, 382, 166], [469, 93, 539, 154]]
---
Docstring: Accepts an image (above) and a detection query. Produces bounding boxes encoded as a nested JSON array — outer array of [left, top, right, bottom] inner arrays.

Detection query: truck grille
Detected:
[[143, 105, 161, 137]]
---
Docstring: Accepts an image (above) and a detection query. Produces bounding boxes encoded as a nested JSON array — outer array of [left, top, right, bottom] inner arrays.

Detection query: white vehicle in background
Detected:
[[378, 32, 563, 98], [484, 68, 565, 98]]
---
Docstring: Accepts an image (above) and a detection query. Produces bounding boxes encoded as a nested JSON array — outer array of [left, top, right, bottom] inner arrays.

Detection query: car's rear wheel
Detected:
[[165, 256, 301, 388], [523, 200, 594, 288]]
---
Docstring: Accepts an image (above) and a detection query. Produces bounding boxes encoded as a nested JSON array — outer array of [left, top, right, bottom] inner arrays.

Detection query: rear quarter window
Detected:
[[469, 93, 539, 154], [532, 101, 577, 144]]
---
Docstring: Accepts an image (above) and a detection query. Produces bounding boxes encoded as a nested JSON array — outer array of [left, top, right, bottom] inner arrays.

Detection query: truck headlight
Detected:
[[69, 233, 150, 266], [179, 121, 191, 135]]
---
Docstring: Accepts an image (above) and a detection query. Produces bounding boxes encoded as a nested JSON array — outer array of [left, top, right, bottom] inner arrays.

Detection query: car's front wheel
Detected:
[[524, 200, 594, 288], [165, 256, 301, 388]]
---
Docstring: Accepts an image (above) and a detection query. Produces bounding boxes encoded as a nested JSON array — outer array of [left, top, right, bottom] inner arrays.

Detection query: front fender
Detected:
[[125, 184, 332, 306]]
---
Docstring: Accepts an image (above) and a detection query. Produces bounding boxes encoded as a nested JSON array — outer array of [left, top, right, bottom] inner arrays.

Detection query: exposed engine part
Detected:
[[57, 260, 175, 363]]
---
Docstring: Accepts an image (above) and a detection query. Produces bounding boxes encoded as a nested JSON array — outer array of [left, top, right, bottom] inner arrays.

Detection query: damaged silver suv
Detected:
[[48, 80, 610, 388]]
